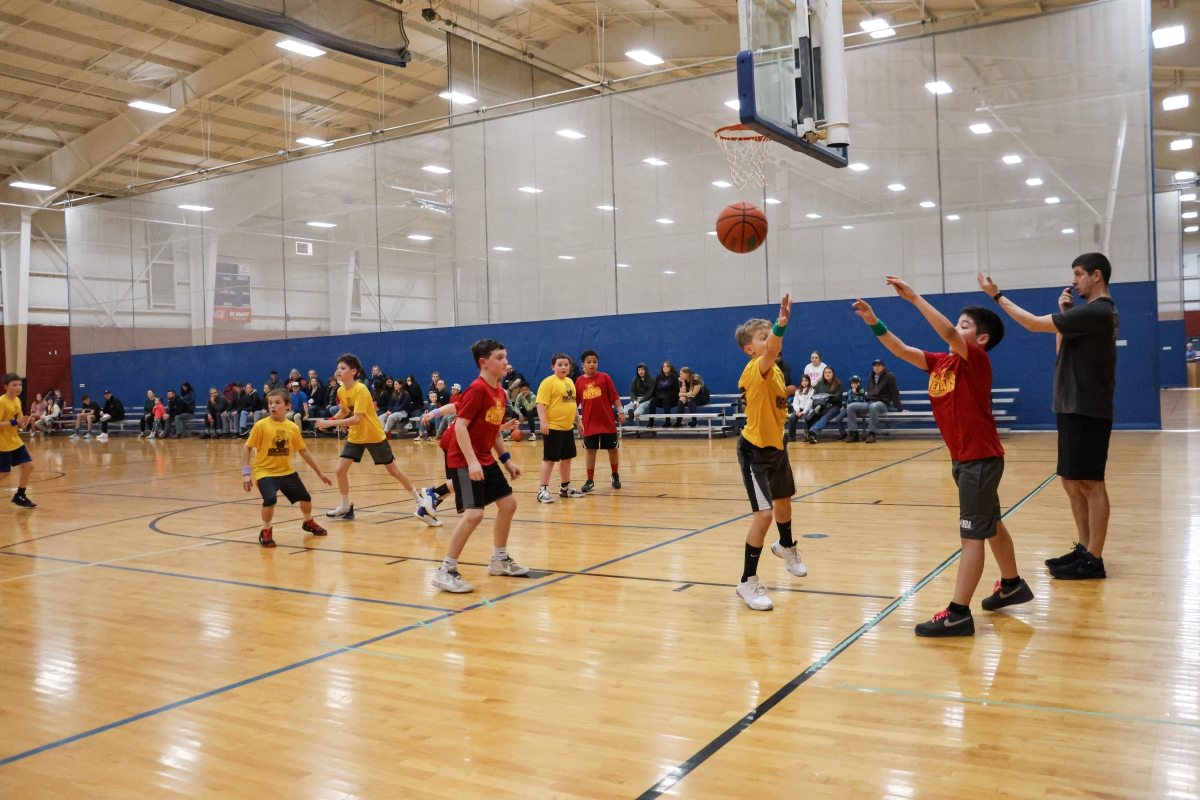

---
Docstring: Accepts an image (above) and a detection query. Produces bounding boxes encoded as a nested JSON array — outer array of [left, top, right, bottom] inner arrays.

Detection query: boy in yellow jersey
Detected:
[[1, 373, 36, 509], [243, 389, 332, 547], [314, 353, 435, 522], [535, 352, 583, 503], [734, 295, 807, 611]]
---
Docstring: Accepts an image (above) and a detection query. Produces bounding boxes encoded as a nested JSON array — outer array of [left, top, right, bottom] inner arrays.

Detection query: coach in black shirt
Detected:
[[978, 253, 1117, 581]]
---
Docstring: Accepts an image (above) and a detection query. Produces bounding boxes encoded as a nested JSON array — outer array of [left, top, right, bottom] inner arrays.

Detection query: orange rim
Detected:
[[714, 123, 769, 142]]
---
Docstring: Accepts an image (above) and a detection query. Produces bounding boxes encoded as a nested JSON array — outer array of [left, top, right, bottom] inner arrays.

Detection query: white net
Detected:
[[715, 125, 770, 189]]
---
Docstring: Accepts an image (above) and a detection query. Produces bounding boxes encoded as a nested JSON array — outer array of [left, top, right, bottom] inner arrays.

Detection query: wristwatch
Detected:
[[991, 290, 1004, 304]]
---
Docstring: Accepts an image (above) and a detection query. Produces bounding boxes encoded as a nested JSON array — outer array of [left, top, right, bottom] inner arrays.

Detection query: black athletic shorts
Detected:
[[0, 445, 32, 473], [1056, 413, 1112, 482], [450, 461, 513, 512], [737, 435, 795, 512], [582, 433, 619, 450], [542, 428, 577, 462], [257, 472, 311, 507], [952, 456, 1003, 540], [340, 439, 394, 465]]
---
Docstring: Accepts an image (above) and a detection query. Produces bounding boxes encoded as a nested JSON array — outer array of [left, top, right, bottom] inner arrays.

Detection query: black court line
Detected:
[[553, 570, 896, 600], [0, 445, 939, 769], [634, 472, 1058, 799]]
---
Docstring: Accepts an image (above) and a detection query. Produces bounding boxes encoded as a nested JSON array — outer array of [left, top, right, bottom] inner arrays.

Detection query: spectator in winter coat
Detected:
[[99, 390, 124, 440], [844, 359, 904, 443], [805, 367, 844, 443], [625, 363, 655, 421], [203, 387, 229, 438], [645, 361, 681, 428], [787, 374, 815, 442], [138, 390, 157, 438]]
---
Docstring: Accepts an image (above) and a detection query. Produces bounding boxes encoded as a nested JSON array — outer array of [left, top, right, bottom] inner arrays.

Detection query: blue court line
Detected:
[[835, 684, 1200, 730], [317, 642, 406, 661], [636, 471, 1058, 799], [0, 551, 88, 565], [0, 448, 935, 769]]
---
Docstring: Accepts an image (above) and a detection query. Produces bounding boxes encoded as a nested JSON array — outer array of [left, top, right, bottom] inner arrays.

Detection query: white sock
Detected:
[[442, 556, 458, 571], [493, 547, 508, 560], [413, 488, 424, 502], [340, 494, 350, 509]]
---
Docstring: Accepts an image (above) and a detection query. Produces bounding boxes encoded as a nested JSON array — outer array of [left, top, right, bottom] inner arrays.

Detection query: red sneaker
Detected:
[[258, 529, 276, 548], [302, 519, 327, 536]]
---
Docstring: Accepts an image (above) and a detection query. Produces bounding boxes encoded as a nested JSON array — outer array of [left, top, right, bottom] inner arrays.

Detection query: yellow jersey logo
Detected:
[[484, 402, 505, 424], [582, 384, 602, 400], [928, 366, 956, 398], [267, 435, 290, 456]]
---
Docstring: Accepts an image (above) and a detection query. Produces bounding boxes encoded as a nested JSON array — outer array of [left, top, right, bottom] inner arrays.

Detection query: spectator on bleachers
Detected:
[[325, 376, 342, 418], [502, 364, 527, 392], [34, 393, 61, 436], [843, 358, 904, 444], [646, 361, 681, 428], [164, 390, 191, 438], [626, 363, 654, 421], [99, 390, 123, 441], [427, 371, 441, 396], [70, 394, 102, 440], [436, 384, 461, 435], [1189, 343, 1199, 363], [510, 380, 538, 439], [803, 351, 827, 386], [567, 357, 581, 383], [29, 393, 46, 420], [239, 382, 265, 436], [776, 354, 797, 397], [171, 384, 196, 438], [138, 389, 156, 438], [307, 377, 329, 419], [221, 383, 244, 436], [149, 396, 167, 438], [266, 370, 284, 392], [223, 382, 238, 404], [288, 369, 302, 386], [382, 388, 413, 436], [805, 366, 844, 444], [835, 376, 866, 440], [287, 381, 308, 429], [787, 374, 815, 442], [420, 380, 451, 441], [370, 366, 388, 397], [202, 387, 228, 438], [677, 367, 711, 428], [402, 375, 423, 409]]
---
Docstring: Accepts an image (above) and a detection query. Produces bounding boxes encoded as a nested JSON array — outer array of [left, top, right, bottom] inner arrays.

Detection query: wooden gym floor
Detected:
[[2, 394, 1199, 798]]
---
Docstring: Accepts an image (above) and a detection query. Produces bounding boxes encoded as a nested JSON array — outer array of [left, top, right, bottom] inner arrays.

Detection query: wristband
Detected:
[[991, 291, 1004, 304], [242, 466, 251, 476], [499, 451, 511, 464], [771, 322, 786, 337], [869, 320, 888, 336], [9, 419, 16, 427]]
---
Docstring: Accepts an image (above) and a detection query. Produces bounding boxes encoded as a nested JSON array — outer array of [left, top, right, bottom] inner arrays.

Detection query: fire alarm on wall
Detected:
[[296, 241, 313, 256]]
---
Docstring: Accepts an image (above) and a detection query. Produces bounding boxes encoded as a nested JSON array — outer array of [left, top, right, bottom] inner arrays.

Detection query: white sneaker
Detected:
[[559, 486, 585, 498], [83, 433, 91, 440], [97, 433, 108, 441], [771, 541, 808, 577], [537, 487, 554, 503], [736, 576, 773, 610], [99, 413, 111, 422], [136, 432, 143, 438], [432, 566, 473, 593], [488, 555, 529, 576], [69, 433, 79, 440], [326, 503, 354, 519], [415, 506, 443, 527], [147, 433, 156, 439], [418, 487, 439, 518]]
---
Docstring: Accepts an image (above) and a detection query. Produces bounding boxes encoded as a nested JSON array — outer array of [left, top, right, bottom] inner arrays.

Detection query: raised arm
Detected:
[[759, 293, 793, 377], [977, 273, 1060, 334], [852, 298, 929, 372], [886, 276, 968, 361]]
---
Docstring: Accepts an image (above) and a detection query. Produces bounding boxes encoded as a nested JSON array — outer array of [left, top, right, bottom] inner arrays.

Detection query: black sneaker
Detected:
[[580, 479, 595, 493], [981, 579, 1034, 611], [1045, 542, 1087, 569], [915, 608, 975, 637], [864, 432, 876, 444], [11, 494, 37, 509], [838, 431, 847, 441], [847, 432, 860, 443], [806, 432, 818, 444], [1050, 552, 1106, 580], [611, 474, 621, 489]]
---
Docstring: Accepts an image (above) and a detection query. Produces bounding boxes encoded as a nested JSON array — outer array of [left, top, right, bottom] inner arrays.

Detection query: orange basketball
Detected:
[[511, 429, 525, 442], [716, 202, 768, 254]]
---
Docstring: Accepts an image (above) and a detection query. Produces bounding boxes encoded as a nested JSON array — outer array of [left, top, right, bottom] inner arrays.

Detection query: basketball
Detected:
[[716, 202, 768, 254], [511, 429, 525, 442]]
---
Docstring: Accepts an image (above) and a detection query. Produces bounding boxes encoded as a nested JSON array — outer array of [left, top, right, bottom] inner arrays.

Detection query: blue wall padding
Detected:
[[73, 280, 1161, 429], [1158, 319, 1186, 389]]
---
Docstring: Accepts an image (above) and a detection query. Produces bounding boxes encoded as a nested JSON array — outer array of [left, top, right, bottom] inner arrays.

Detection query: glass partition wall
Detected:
[[66, 0, 1152, 354]]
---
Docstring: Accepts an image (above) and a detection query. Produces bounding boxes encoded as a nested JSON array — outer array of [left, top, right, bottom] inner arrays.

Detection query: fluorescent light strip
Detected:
[[440, 91, 477, 104], [408, 234, 433, 241], [10, 181, 55, 191], [1186, 226, 1199, 233], [493, 246, 513, 252], [626, 49, 664, 65], [178, 204, 212, 211], [920, 201, 935, 208], [848, 163, 869, 171], [1002, 155, 1022, 165], [946, 214, 960, 221], [655, 218, 674, 224], [969, 123, 992, 134], [1177, 171, 1197, 181], [644, 157, 667, 166], [712, 181, 732, 188], [888, 183, 906, 192], [765, 198, 781, 205], [277, 39, 325, 57], [296, 137, 328, 147], [870, 28, 896, 39], [307, 221, 336, 228], [1153, 25, 1186, 49], [1026, 178, 1043, 186], [724, 100, 740, 111], [129, 100, 175, 114], [925, 81, 952, 95], [597, 205, 616, 210], [1164, 94, 1190, 111], [806, 213, 821, 219], [518, 186, 542, 193], [1170, 138, 1193, 151], [1062, 228, 1075, 234], [556, 129, 586, 139], [1045, 196, 1060, 204]]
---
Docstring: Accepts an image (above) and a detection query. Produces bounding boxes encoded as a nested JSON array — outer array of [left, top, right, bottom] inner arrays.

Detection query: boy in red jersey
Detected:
[[853, 277, 1033, 638], [431, 338, 529, 594], [575, 349, 625, 492]]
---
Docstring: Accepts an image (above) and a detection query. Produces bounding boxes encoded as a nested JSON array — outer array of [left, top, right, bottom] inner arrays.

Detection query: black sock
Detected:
[[1000, 575, 1022, 589], [741, 544, 763, 583], [15, 487, 26, 498], [947, 601, 971, 616], [776, 520, 794, 548], [561, 481, 570, 489], [433, 483, 450, 497]]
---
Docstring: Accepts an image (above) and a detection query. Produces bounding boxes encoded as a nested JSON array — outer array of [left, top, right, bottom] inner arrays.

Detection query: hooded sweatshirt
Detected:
[[865, 367, 904, 410], [629, 364, 655, 404]]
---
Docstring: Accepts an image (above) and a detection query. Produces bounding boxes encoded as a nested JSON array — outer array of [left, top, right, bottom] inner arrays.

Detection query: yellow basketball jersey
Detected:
[[739, 356, 787, 449]]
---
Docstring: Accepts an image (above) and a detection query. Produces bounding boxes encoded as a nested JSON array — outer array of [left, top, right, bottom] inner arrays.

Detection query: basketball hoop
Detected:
[[715, 124, 770, 190]]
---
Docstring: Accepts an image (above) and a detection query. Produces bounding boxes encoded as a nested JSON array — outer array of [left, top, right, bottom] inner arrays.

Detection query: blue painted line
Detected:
[[97, 563, 456, 614], [835, 684, 1200, 730]]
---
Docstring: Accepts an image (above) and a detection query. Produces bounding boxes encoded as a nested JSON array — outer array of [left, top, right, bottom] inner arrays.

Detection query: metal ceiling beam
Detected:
[[0, 31, 283, 207], [0, 10, 204, 74], [533, 22, 737, 71], [41, 0, 235, 56]]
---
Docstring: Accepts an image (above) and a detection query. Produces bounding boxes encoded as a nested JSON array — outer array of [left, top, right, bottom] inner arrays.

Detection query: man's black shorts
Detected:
[[582, 433, 619, 450], [257, 472, 311, 507], [340, 439, 394, 465], [951, 456, 1003, 540], [542, 428, 577, 462], [1056, 413, 1112, 482], [450, 462, 513, 513], [737, 435, 795, 512], [0, 445, 33, 473]]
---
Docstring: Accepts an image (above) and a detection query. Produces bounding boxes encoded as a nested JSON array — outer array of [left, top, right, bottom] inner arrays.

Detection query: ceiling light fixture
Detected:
[[617, 263, 630, 267], [556, 129, 586, 139], [1184, 211, 1199, 219], [663, 270, 676, 274], [712, 180, 732, 187], [925, 81, 952, 95], [1152, 25, 1186, 49], [969, 123, 993, 134], [1183, 193, 1197, 202], [1186, 226, 1199, 233], [870, 28, 896, 39], [178, 204, 212, 211], [920, 201, 936, 208], [558, 255, 575, 260], [765, 198, 781, 204], [518, 186, 543, 193], [10, 181, 55, 191], [493, 246, 513, 251], [946, 214, 960, 220], [307, 221, 336, 228], [1171, 138, 1193, 151], [129, 100, 175, 114], [626, 49, 664, 65], [656, 218, 674, 224], [422, 165, 451, 174], [440, 91, 477, 104], [806, 213, 821, 219], [597, 205, 616, 210], [1026, 178, 1043, 186], [1045, 196, 1060, 204], [1002, 155, 1023, 165], [1062, 228, 1075, 234], [277, 39, 325, 57], [644, 157, 667, 166], [842, 225, 855, 230], [408, 234, 433, 241], [848, 163, 869, 171], [888, 183, 906, 191], [1176, 171, 1198, 181], [860, 18, 890, 32], [724, 100, 740, 111], [707, 231, 717, 235], [296, 136, 328, 147], [1164, 94, 1190, 111]]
